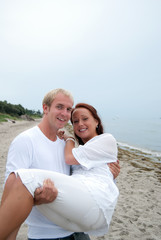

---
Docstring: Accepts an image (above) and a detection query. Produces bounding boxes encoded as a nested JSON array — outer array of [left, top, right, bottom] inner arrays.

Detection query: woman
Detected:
[[0, 103, 119, 239]]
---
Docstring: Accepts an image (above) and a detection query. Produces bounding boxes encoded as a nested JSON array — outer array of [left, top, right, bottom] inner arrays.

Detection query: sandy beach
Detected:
[[0, 120, 161, 240]]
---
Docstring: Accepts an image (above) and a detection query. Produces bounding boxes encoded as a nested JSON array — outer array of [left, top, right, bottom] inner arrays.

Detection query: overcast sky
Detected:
[[0, 0, 161, 121]]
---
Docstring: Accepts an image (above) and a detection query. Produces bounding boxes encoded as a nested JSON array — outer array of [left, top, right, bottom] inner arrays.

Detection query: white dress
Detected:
[[15, 133, 119, 236]]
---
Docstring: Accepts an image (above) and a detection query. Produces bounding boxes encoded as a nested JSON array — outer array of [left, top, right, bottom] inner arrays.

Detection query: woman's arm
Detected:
[[57, 131, 79, 165], [64, 137, 80, 165]]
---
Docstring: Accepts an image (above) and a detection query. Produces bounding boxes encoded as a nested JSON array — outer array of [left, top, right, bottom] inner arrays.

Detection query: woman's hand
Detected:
[[34, 179, 58, 205], [57, 130, 69, 141]]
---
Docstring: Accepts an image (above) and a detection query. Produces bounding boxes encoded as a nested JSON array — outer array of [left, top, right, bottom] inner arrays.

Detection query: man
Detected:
[[5, 88, 120, 240]]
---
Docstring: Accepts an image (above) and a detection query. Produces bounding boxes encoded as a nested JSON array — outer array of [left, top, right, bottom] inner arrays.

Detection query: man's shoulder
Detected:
[[14, 126, 38, 142]]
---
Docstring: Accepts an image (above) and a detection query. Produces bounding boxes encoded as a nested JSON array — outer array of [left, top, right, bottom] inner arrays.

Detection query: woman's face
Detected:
[[72, 107, 98, 143]]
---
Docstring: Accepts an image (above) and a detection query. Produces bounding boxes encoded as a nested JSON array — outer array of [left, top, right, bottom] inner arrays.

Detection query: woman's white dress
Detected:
[[15, 133, 119, 236]]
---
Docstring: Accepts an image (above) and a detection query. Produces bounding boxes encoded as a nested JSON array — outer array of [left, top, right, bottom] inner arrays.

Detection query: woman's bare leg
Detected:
[[0, 173, 34, 240], [5, 228, 20, 240]]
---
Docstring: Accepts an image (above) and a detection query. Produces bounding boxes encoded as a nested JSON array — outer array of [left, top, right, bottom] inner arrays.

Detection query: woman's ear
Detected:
[[95, 120, 99, 129]]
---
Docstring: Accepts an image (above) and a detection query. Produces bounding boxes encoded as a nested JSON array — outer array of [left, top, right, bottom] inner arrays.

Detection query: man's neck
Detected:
[[38, 121, 57, 142]]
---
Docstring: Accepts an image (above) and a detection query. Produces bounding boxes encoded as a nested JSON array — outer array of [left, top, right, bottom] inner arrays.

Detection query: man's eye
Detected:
[[67, 108, 72, 112], [57, 105, 63, 109]]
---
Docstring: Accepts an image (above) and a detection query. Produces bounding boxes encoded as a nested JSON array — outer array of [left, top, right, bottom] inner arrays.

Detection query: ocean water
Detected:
[[104, 117, 161, 161]]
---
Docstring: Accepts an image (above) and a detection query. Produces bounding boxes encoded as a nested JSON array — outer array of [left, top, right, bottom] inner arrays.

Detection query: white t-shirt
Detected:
[[5, 126, 73, 239]]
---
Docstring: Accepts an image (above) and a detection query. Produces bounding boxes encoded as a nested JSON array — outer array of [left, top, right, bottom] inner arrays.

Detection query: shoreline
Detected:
[[0, 120, 161, 240], [118, 142, 161, 161]]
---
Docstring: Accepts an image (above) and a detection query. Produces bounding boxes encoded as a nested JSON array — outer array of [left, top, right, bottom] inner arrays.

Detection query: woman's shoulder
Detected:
[[86, 133, 117, 147], [94, 133, 116, 142]]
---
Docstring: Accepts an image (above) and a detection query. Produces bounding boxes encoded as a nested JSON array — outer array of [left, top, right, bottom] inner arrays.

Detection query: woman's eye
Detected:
[[83, 118, 88, 121], [73, 120, 78, 124]]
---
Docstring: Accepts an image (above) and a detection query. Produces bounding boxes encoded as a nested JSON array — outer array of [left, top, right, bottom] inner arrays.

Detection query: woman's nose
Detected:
[[78, 120, 83, 126]]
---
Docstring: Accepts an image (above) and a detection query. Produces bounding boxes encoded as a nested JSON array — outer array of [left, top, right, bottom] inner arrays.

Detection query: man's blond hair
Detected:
[[42, 88, 74, 107]]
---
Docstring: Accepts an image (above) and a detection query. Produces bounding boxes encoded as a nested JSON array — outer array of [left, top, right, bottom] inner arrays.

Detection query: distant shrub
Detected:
[[0, 100, 42, 122]]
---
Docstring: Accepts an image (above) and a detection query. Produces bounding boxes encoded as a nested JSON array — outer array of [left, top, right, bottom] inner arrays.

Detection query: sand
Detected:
[[0, 120, 161, 240]]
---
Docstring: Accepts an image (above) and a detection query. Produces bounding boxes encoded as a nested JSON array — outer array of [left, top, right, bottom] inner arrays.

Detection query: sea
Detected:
[[104, 116, 161, 162]]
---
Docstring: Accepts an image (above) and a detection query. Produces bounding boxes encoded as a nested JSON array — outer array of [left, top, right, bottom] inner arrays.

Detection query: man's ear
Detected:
[[43, 104, 49, 114]]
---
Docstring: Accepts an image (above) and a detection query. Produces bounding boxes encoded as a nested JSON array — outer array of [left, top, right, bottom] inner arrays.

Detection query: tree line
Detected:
[[0, 100, 42, 117]]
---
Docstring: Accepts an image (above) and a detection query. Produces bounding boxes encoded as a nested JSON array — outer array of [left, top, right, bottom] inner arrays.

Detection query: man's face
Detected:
[[44, 93, 73, 130]]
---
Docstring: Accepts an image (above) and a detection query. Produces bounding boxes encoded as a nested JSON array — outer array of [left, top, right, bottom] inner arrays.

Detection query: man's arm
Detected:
[[108, 160, 120, 179]]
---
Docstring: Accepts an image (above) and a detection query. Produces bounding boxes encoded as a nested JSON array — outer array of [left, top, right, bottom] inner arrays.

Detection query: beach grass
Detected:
[[0, 113, 18, 122]]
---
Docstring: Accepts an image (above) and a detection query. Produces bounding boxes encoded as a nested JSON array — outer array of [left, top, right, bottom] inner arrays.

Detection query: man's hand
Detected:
[[108, 160, 120, 179], [34, 179, 58, 205]]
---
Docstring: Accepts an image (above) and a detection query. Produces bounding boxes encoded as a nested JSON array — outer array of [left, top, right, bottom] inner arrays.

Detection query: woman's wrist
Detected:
[[65, 137, 75, 143]]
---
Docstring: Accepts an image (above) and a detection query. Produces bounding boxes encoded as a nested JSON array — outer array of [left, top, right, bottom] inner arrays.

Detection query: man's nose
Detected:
[[61, 108, 69, 115]]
